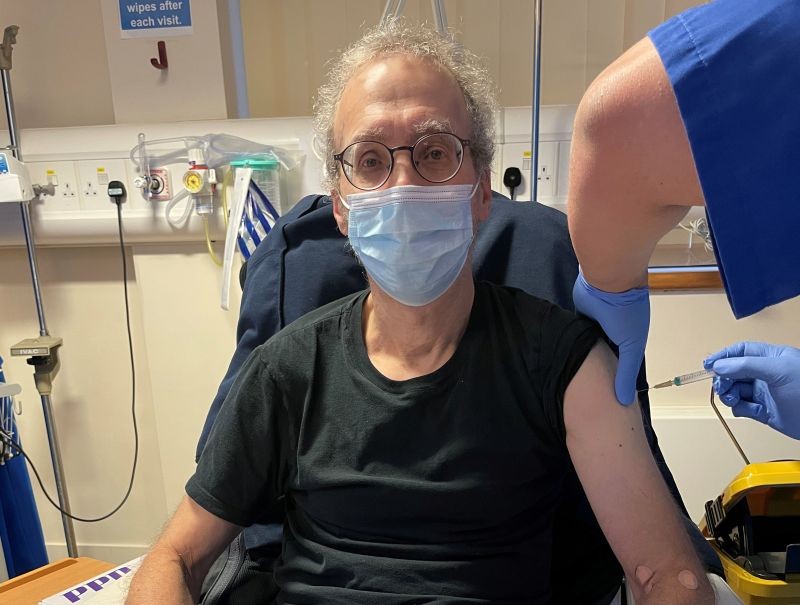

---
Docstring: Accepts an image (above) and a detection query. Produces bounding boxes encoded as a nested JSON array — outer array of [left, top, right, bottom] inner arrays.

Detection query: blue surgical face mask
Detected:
[[344, 182, 480, 306]]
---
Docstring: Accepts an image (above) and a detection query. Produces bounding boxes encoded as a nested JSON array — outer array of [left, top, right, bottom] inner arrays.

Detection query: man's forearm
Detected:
[[637, 566, 715, 605], [125, 545, 199, 605], [124, 497, 241, 604]]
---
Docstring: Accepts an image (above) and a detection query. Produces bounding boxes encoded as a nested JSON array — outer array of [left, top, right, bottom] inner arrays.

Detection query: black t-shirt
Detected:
[[187, 281, 602, 604]]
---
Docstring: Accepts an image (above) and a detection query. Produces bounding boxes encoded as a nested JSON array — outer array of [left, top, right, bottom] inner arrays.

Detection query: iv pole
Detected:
[[530, 0, 543, 203], [1, 24, 78, 557]]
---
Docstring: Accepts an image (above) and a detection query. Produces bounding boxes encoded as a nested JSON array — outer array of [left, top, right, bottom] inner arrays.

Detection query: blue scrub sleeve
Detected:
[[649, 0, 800, 318]]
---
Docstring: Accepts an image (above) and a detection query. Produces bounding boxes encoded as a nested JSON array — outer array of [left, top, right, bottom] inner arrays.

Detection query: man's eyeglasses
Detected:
[[334, 132, 470, 191]]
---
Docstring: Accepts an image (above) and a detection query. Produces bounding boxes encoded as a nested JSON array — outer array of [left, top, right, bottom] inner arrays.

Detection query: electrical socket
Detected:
[[77, 159, 128, 211], [26, 161, 81, 211], [537, 163, 553, 191], [534, 142, 557, 200], [499, 141, 558, 201]]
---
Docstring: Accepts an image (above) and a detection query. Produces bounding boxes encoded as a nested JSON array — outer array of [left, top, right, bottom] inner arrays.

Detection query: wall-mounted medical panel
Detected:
[[0, 117, 318, 247]]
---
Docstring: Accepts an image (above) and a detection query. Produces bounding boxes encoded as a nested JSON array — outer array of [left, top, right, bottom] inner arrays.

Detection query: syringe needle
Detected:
[[638, 379, 674, 392], [651, 379, 675, 389]]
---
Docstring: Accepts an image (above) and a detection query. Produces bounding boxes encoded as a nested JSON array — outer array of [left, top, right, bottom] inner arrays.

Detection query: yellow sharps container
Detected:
[[700, 461, 800, 604]]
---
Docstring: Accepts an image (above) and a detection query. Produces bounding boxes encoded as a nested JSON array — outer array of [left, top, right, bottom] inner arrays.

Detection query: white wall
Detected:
[[1, 245, 169, 562], [1, 1, 115, 129], [3, 0, 708, 129], [99, 0, 229, 123], [3, 0, 230, 129], [240, 0, 709, 117], [648, 292, 800, 521]]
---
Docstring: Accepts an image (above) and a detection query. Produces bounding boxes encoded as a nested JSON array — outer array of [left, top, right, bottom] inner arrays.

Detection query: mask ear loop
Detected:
[[468, 179, 482, 199], [333, 188, 350, 210], [709, 384, 750, 465]]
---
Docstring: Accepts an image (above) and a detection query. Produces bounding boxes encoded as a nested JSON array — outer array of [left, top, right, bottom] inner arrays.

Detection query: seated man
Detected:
[[127, 23, 715, 604]]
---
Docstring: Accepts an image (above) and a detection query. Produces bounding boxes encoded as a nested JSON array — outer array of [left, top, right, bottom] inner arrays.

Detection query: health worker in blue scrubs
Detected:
[[567, 0, 800, 440]]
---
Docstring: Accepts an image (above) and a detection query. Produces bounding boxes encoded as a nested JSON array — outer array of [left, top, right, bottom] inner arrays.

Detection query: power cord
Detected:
[[503, 167, 522, 201], [0, 182, 141, 523]]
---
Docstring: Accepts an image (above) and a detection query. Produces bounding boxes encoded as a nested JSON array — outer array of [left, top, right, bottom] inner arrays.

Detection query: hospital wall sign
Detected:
[[118, 0, 193, 39]]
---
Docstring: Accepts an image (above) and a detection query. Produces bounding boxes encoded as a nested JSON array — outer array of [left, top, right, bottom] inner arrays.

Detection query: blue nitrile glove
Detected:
[[572, 269, 650, 405], [704, 342, 800, 440]]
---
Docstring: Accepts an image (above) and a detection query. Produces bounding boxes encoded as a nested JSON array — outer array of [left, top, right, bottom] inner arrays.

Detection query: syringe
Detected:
[[650, 368, 715, 390], [644, 369, 750, 465]]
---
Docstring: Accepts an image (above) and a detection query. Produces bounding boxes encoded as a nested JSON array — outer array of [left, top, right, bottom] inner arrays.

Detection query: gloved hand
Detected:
[[704, 342, 800, 440], [572, 269, 650, 405]]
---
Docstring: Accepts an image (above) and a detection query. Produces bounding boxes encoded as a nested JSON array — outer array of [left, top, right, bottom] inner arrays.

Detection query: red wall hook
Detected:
[[151, 40, 168, 70]]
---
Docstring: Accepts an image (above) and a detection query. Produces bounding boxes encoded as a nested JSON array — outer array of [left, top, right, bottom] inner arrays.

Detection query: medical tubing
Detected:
[[208, 133, 299, 171], [164, 189, 193, 227], [220, 166, 232, 228], [679, 218, 714, 252], [129, 136, 205, 172], [709, 385, 750, 466], [204, 215, 223, 266], [130, 134, 299, 173]]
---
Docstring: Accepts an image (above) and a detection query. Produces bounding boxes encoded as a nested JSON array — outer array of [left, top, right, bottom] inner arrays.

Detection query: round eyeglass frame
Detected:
[[333, 132, 471, 191]]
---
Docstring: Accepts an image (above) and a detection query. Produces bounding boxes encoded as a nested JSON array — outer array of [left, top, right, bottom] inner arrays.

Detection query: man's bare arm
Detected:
[[564, 342, 714, 604], [125, 496, 242, 604], [567, 37, 704, 292]]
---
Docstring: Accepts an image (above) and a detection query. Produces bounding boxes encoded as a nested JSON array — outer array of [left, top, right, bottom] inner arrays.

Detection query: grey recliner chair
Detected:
[[197, 191, 722, 605]]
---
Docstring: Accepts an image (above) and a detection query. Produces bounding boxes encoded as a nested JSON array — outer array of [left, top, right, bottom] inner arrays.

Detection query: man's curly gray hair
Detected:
[[313, 19, 498, 193]]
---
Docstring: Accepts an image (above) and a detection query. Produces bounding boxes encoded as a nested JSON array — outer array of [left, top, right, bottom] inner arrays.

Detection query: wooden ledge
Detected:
[[648, 269, 723, 291]]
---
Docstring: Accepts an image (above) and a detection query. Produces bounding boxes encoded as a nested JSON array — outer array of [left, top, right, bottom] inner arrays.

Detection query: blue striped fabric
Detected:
[[237, 181, 281, 260], [0, 356, 48, 577]]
